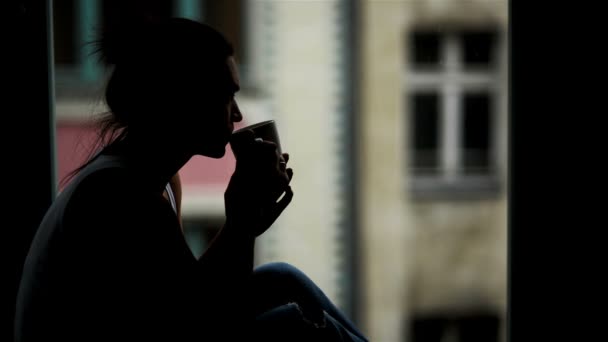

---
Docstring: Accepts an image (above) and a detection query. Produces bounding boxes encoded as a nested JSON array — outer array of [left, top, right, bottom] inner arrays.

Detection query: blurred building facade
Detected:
[[359, 1, 508, 341], [53, 1, 507, 341]]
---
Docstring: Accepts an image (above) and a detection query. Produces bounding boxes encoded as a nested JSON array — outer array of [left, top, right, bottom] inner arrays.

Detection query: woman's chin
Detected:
[[200, 146, 226, 159]]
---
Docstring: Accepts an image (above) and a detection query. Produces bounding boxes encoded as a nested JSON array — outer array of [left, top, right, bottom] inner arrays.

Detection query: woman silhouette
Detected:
[[14, 17, 367, 341]]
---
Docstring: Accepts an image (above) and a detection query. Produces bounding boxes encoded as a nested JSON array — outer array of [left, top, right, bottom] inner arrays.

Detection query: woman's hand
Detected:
[[225, 130, 294, 238]]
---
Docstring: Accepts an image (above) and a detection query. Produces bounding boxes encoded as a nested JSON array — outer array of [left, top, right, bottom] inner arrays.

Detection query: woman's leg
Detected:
[[249, 262, 368, 341]]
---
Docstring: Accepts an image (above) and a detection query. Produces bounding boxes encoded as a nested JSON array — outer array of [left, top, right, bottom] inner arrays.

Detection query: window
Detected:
[[101, 0, 174, 35], [462, 92, 492, 174], [53, 0, 89, 93], [410, 312, 500, 342], [407, 28, 501, 197], [53, 0, 174, 96], [411, 92, 440, 175], [52, 0, 249, 99], [53, 0, 77, 66], [411, 32, 442, 69]]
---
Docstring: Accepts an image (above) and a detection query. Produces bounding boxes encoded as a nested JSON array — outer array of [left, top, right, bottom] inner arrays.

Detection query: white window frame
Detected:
[[407, 30, 502, 197]]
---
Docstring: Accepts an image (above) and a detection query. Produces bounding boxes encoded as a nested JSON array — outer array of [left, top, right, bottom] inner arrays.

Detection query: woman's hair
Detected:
[[62, 17, 234, 186]]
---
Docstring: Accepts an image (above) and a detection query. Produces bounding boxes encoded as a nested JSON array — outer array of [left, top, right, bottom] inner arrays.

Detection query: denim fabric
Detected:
[[249, 262, 368, 341]]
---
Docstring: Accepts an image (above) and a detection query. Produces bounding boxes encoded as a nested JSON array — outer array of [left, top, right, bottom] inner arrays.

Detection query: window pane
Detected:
[[463, 92, 492, 173], [457, 313, 500, 342], [461, 31, 496, 68], [53, 0, 76, 65], [410, 313, 500, 342], [411, 31, 442, 68], [412, 93, 440, 174], [410, 316, 449, 342]]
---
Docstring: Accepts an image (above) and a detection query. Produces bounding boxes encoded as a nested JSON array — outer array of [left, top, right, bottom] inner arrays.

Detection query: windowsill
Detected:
[[408, 175, 502, 200]]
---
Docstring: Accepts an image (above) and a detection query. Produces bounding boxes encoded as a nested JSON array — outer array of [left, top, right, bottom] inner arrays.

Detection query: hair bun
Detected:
[[93, 15, 161, 65]]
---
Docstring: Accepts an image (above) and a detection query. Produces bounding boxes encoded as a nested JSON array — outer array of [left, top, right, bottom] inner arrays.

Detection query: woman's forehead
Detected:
[[227, 57, 240, 91]]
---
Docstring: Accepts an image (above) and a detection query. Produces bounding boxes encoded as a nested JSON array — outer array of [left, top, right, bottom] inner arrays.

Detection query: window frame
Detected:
[[406, 28, 503, 198]]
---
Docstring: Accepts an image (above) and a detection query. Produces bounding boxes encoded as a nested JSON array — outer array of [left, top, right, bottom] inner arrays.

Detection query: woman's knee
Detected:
[[253, 262, 310, 285], [252, 262, 327, 323], [255, 261, 298, 274]]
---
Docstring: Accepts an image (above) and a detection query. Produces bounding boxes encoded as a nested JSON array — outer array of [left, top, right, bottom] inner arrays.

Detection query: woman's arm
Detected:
[[197, 133, 293, 289]]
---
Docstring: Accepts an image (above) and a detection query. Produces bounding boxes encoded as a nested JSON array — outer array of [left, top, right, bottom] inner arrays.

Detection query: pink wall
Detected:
[[56, 122, 247, 192]]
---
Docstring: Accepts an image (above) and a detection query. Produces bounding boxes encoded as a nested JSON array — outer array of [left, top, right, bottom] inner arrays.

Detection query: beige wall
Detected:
[[252, 0, 346, 309], [360, 1, 414, 340], [408, 200, 507, 313]]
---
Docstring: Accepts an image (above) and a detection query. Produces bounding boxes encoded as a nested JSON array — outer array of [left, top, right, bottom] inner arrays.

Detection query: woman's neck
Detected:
[[105, 136, 191, 194]]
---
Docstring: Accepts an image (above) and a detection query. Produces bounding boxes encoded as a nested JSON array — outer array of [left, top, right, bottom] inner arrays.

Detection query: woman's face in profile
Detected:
[[176, 56, 243, 158]]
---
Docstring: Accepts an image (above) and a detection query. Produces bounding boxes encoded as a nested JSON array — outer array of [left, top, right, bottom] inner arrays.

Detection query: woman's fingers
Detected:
[[277, 186, 294, 210], [279, 153, 289, 171], [268, 186, 294, 220]]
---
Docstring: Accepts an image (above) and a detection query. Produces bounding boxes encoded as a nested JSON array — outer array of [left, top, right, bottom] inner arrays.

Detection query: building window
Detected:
[[101, 0, 174, 35], [203, 0, 246, 70], [52, 0, 85, 89], [411, 92, 440, 175], [407, 28, 501, 197], [52, 0, 249, 98], [53, 0, 77, 66], [462, 92, 492, 175], [411, 31, 442, 69], [410, 312, 500, 342]]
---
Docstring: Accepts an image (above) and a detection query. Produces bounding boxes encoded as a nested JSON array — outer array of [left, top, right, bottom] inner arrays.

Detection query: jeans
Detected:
[[248, 262, 368, 341]]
